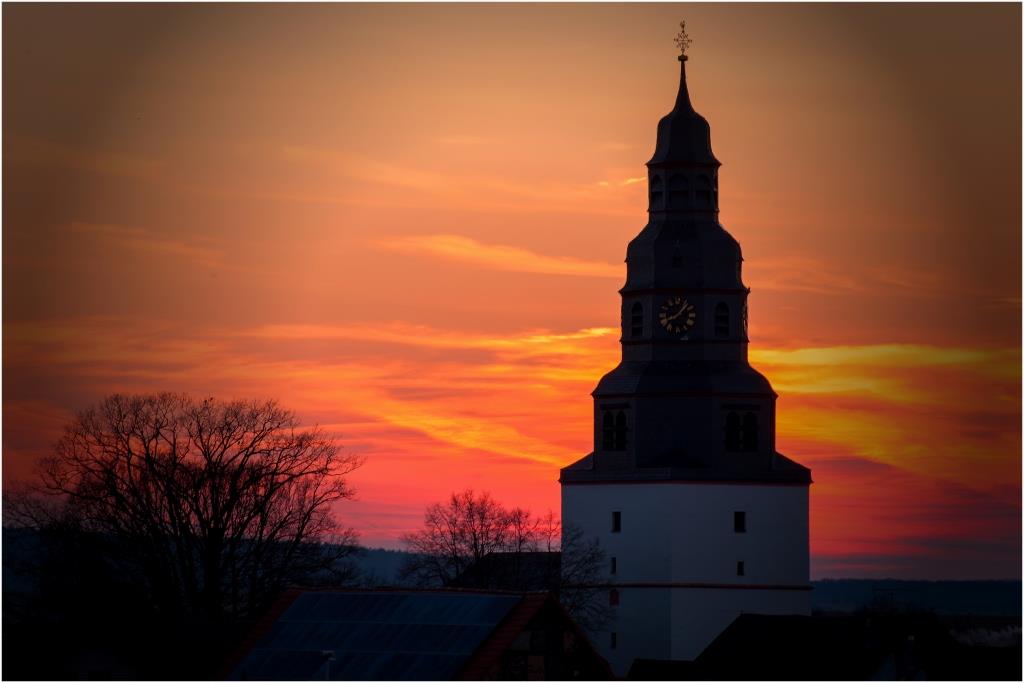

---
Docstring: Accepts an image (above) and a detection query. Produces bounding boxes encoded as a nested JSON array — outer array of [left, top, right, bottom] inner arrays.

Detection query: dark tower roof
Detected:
[[647, 55, 720, 168], [560, 47, 810, 488]]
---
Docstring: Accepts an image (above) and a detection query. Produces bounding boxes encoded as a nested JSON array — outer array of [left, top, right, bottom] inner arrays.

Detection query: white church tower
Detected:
[[560, 33, 812, 677]]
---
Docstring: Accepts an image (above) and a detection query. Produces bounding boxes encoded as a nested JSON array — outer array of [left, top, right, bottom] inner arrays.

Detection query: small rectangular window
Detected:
[[609, 589, 619, 607], [734, 511, 746, 533], [612, 511, 622, 533], [737, 561, 745, 577], [610, 632, 618, 650], [610, 557, 617, 575]]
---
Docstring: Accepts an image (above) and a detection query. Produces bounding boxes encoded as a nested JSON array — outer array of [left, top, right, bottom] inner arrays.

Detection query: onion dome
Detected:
[[647, 55, 720, 168]]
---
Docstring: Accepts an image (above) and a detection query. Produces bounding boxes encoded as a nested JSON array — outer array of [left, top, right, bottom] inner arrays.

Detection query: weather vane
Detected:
[[674, 20, 693, 58]]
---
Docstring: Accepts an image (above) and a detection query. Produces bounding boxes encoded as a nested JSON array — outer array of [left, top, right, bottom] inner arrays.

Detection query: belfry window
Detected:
[[649, 175, 663, 209], [696, 174, 712, 207], [726, 410, 759, 453], [714, 302, 730, 338], [741, 412, 758, 452], [668, 173, 688, 208], [603, 409, 628, 452], [602, 412, 615, 450], [630, 302, 643, 338], [725, 412, 741, 452], [614, 411, 628, 450]]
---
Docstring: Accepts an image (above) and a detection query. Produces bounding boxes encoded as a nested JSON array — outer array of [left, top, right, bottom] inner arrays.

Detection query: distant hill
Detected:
[[354, 547, 426, 587], [350, 548, 1021, 617], [6, 531, 1019, 616], [812, 579, 1021, 617]]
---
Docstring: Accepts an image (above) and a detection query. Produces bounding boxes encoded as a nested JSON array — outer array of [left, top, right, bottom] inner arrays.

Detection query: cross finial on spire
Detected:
[[674, 20, 693, 60]]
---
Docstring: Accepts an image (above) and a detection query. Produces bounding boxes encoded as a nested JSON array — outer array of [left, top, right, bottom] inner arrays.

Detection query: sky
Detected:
[[3, 3, 1020, 579]]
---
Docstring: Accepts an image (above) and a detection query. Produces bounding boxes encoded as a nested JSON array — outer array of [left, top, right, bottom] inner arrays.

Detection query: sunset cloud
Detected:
[[595, 176, 647, 188], [67, 222, 226, 270], [4, 134, 161, 179], [753, 344, 1020, 405], [377, 234, 622, 278]]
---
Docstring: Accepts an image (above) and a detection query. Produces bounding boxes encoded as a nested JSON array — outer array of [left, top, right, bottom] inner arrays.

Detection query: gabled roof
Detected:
[[225, 588, 610, 681]]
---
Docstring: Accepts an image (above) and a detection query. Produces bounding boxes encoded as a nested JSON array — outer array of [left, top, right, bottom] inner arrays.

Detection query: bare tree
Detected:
[[21, 392, 362, 624], [399, 490, 608, 630], [399, 489, 512, 586], [507, 506, 543, 555], [559, 523, 613, 632]]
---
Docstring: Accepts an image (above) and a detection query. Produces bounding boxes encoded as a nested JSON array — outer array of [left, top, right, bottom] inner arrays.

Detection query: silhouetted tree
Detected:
[[400, 490, 609, 630], [559, 523, 613, 632], [400, 489, 513, 586], [11, 393, 362, 626]]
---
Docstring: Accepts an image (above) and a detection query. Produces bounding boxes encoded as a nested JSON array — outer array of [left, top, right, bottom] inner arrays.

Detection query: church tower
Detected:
[[560, 36, 812, 676]]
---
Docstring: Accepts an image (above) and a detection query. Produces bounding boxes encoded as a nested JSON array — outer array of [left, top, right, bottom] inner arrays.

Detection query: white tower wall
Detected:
[[562, 481, 810, 675]]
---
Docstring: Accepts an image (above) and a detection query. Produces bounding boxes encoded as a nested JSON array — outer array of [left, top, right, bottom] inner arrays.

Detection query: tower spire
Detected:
[[648, 21, 718, 168], [672, 48, 695, 115], [672, 20, 694, 113]]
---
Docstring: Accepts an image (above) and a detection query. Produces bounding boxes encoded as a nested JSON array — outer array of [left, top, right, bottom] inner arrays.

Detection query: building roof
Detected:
[[226, 588, 608, 681], [648, 612, 1024, 680], [560, 450, 811, 485], [631, 613, 942, 680], [593, 359, 775, 397]]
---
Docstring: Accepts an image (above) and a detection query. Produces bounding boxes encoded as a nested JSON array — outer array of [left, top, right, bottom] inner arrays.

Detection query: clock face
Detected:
[[659, 296, 696, 336]]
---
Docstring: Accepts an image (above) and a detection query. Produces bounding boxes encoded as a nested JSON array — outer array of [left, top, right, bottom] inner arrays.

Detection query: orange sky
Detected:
[[3, 3, 1020, 578]]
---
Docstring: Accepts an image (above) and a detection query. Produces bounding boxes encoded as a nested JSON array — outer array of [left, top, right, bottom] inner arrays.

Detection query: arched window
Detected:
[[725, 412, 741, 452], [742, 412, 758, 452], [696, 174, 711, 207], [630, 302, 643, 338], [672, 245, 683, 268], [649, 175, 663, 208], [668, 174, 688, 208], [602, 411, 615, 451], [614, 411, 628, 451], [714, 302, 730, 338]]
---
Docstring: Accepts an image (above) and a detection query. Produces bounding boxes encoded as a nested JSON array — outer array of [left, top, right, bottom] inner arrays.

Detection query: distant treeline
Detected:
[[349, 547, 1021, 617], [811, 578, 1021, 617], [6, 529, 1019, 618]]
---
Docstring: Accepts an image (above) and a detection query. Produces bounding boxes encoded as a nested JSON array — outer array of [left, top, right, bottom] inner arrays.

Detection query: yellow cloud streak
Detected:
[[753, 344, 1020, 405], [752, 344, 1018, 370]]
